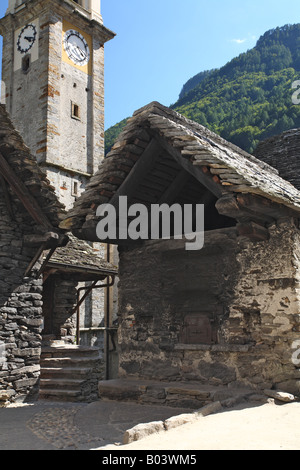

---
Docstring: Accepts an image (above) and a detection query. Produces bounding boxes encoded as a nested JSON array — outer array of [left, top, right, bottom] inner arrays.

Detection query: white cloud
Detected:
[[230, 35, 257, 45], [231, 38, 247, 44]]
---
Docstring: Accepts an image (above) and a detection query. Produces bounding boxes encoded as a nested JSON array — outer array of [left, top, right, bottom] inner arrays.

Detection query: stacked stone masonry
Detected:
[[0, 183, 43, 403], [117, 220, 300, 395]]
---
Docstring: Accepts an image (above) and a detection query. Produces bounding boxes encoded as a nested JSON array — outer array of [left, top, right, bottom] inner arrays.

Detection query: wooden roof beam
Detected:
[[236, 193, 300, 220], [108, 138, 161, 209], [237, 221, 270, 241], [216, 194, 275, 226], [157, 170, 190, 204], [152, 133, 223, 199]]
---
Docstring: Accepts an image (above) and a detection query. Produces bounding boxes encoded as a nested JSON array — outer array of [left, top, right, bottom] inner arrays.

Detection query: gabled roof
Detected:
[[61, 102, 300, 242], [0, 104, 117, 277]]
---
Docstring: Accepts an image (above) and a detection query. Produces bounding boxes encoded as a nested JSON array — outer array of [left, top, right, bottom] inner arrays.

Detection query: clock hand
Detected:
[[24, 36, 34, 42], [76, 46, 85, 58]]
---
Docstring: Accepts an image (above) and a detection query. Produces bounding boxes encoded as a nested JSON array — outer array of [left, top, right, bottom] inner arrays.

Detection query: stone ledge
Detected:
[[174, 343, 252, 352], [98, 378, 255, 409]]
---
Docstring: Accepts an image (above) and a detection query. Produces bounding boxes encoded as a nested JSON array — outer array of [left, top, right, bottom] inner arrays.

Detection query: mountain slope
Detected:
[[105, 24, 300, 155]]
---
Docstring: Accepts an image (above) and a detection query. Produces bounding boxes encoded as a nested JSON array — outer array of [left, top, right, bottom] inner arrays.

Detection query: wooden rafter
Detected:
[[24, 243, 47, 278], [109, 138, 161, 208], [157, 170, 190, 205], [152, 133, 224, 199]]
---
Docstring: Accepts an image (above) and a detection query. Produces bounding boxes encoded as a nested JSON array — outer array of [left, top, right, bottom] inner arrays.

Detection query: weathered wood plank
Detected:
[[236, 193, 299, 219], [108, 138, 161, 208], [158, 170, 190, 204], [153, 133, 224, 198], [237, 221, 270, 241], [216, 194, 274, 225]]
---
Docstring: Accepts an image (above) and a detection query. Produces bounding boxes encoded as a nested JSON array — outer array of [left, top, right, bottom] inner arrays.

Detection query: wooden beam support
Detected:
[[35, 246, 58, 279], [237, 221, 270, 241], [109, 138, 161, 209], [236, 193, 299, 220], [152, 133, 223, 198], [157, 170, 190, 204], [24, 234, 68, 278], [24, 243, 47, 278], [23, 232, 60, 248], [43, 268, 58, 284], [0, 151, 53, 230], [216, 194, 274, 225]]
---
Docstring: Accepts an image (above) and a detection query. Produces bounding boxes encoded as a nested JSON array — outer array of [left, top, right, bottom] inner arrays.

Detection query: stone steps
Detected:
[[41, 366, 94, 380], [39, 345, 103, 402], [40, 377, 87, 390], [98, 378, 256, 409], [38, 388, 82, 401]]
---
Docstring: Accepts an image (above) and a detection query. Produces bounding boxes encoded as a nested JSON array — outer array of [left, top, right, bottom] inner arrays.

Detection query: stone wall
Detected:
[[117, 221, 300, 395], [51, 277, 77, 342], [0, 186, 43, 404]]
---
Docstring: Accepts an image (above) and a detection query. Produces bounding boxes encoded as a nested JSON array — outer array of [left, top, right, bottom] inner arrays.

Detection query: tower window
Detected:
[[72, 181, 79, 197], [71, 102, 81, 120], [22, 54, 31, 73]]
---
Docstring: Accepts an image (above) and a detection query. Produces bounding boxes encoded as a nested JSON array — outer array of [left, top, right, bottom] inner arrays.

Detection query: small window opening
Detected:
[[22, 54, 31, 73], [72, 181, 79, 197], [71, 102, 81, 120]]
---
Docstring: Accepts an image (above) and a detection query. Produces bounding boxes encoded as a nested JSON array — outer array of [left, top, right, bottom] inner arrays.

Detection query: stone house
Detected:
[[62, 102, 300, 406], [0, 105, 117, 404], [0, 0, 117, 352]]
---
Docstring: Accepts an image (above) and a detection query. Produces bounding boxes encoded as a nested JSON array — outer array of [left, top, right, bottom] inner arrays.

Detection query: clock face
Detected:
[[63, 30, 90, 66], [17, 24, 37, 54]]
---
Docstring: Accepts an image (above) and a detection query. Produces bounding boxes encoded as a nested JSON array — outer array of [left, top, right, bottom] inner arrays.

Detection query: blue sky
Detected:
[[0, 0, 300, 129]]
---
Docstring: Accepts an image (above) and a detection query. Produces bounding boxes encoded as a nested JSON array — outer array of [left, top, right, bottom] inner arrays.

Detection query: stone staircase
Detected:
[[39, 345, 103, 402]]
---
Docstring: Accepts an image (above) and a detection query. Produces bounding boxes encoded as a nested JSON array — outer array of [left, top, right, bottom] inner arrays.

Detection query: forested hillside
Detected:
[[105, 24, 300, 155]]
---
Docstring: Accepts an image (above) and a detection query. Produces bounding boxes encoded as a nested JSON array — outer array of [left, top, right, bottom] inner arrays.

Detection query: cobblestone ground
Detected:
[[0, 400, 190, 450], [26, 405, 104, 450]]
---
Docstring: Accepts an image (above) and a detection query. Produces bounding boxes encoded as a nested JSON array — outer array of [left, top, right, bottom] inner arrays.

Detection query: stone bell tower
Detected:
[[0, 0, 115, 209]]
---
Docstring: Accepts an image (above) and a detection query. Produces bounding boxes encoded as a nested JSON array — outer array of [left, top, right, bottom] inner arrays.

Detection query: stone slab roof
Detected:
[[61, 102, 300, 242], [47, 233, 117, 276]]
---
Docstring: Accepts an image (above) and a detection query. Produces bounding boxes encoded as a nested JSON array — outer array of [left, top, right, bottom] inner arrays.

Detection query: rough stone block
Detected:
[[123, 421, 165, 444], [164, 413, 198, 431], [264, 389, 296, 402]]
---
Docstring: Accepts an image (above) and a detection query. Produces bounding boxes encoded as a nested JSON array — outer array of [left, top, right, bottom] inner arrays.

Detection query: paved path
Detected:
[[100, 401, 300, 451], [0, 400, 190, 450]]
